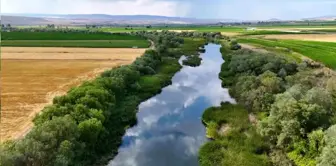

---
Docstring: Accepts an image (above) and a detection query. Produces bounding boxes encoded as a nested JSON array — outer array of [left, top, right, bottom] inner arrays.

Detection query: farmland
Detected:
[[102, 26, 245, 33], [1, 40, 149, 48], [0, 47, 146, 141], [1, 31, 150, 48], [237, 38, 336, 69], [100, 25, 336, 37], [261, 34, 336, 42]]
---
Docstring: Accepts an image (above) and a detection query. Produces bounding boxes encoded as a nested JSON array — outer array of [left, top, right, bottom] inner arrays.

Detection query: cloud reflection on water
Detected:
[[109, 44, 235, 166]]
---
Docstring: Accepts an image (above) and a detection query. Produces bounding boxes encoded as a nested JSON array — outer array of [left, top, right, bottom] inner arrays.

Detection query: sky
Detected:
[[1, 0, 336, 20]]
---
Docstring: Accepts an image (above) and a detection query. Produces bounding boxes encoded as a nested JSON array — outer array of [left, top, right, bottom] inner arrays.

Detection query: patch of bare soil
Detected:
[[240, 43, 269, 53]]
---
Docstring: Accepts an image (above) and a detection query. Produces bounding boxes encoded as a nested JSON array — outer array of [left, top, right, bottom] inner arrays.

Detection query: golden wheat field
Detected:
[[0, 47, 145, 142]]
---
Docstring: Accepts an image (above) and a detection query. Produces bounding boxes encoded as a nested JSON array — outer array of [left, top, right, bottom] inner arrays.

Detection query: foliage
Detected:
[[182, 55, 202, 67], [317, 125, 336, 166]]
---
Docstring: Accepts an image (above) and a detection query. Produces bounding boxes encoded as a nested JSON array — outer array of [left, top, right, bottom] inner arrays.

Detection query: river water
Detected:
[[109, 44, 235, 166]]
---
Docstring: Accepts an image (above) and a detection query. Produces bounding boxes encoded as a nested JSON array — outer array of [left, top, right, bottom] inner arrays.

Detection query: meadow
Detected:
[[237, 38, 336, 69]]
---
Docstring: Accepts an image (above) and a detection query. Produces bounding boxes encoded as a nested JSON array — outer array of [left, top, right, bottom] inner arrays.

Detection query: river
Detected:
[[109, 44, 235, 166]]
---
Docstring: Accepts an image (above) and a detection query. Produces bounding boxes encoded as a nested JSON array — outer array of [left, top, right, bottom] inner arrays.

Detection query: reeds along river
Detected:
[[109, 44, 235, 166]]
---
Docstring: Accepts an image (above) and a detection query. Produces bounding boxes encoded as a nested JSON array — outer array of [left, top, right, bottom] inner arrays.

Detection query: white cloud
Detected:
[[1, 0, 189, 17]]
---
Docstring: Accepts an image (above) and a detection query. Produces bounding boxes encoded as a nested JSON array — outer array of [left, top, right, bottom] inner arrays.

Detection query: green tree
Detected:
[[15, 116, 78, 165], [78, 118, 103, 145], [317, 125, 336, 166]]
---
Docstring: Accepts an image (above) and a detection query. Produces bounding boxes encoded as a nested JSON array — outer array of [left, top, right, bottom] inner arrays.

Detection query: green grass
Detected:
[[0, 40, 150, 48], [199, 103, 270, 166], [237, 38, 336, 69], [1, 31, 145, 40]]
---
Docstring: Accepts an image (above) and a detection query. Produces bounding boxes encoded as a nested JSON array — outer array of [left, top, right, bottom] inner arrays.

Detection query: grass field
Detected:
[[1, 32, 150, 48], [1, 31, 145, 40], [1, 40, 150, 48], [0, 47, 145, 142], [237, 38, 336, 69]]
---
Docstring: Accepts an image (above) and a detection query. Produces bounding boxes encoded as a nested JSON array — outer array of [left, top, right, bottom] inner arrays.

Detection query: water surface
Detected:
[[109, 44, 235, 166]]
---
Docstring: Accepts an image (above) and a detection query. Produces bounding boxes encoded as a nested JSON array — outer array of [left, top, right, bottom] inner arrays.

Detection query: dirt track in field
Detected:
[[262, 34, 336, 42], [0, 47, 145, 142]]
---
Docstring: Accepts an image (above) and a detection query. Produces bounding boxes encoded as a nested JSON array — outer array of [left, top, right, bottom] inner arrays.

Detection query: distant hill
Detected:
[[267, 18, 282, 22], [303, 15, 336, 21], [0, 16, 53, 26], [1, 14, 226, 26], [2, 13, 336, 26]]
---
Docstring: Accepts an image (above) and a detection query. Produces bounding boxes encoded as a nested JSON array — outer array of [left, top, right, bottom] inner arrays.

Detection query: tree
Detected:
[[259, 85, 330, 147], [78, 118, 103, 145], [317, 125, 336, 166], [54, 140, 75, 166], [15, 116, 79, 165]]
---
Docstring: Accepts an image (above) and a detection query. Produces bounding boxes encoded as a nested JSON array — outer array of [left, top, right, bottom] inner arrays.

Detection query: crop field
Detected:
[[1, 32, 145, 40], [261, 34, 336, 42], [0, 47, 145, 142], [1, 31, 150, 48], [1, 40, 149, 48], [237, 38, 336, 69]]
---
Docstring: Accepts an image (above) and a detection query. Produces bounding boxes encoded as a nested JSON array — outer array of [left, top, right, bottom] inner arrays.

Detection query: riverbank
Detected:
[[199, 44, 271, 166], [0, 33, 206, 166], [200, 39, 336, 166]]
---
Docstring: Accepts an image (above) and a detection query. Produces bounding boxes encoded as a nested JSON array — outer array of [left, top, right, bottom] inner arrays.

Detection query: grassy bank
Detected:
[[0, 33, 206, 166], [237, 38, 336, 69], [200, 103, 271, 166]]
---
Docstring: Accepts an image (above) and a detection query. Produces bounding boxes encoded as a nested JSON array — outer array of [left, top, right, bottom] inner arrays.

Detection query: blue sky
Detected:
[[1, 0, 336, 20]]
